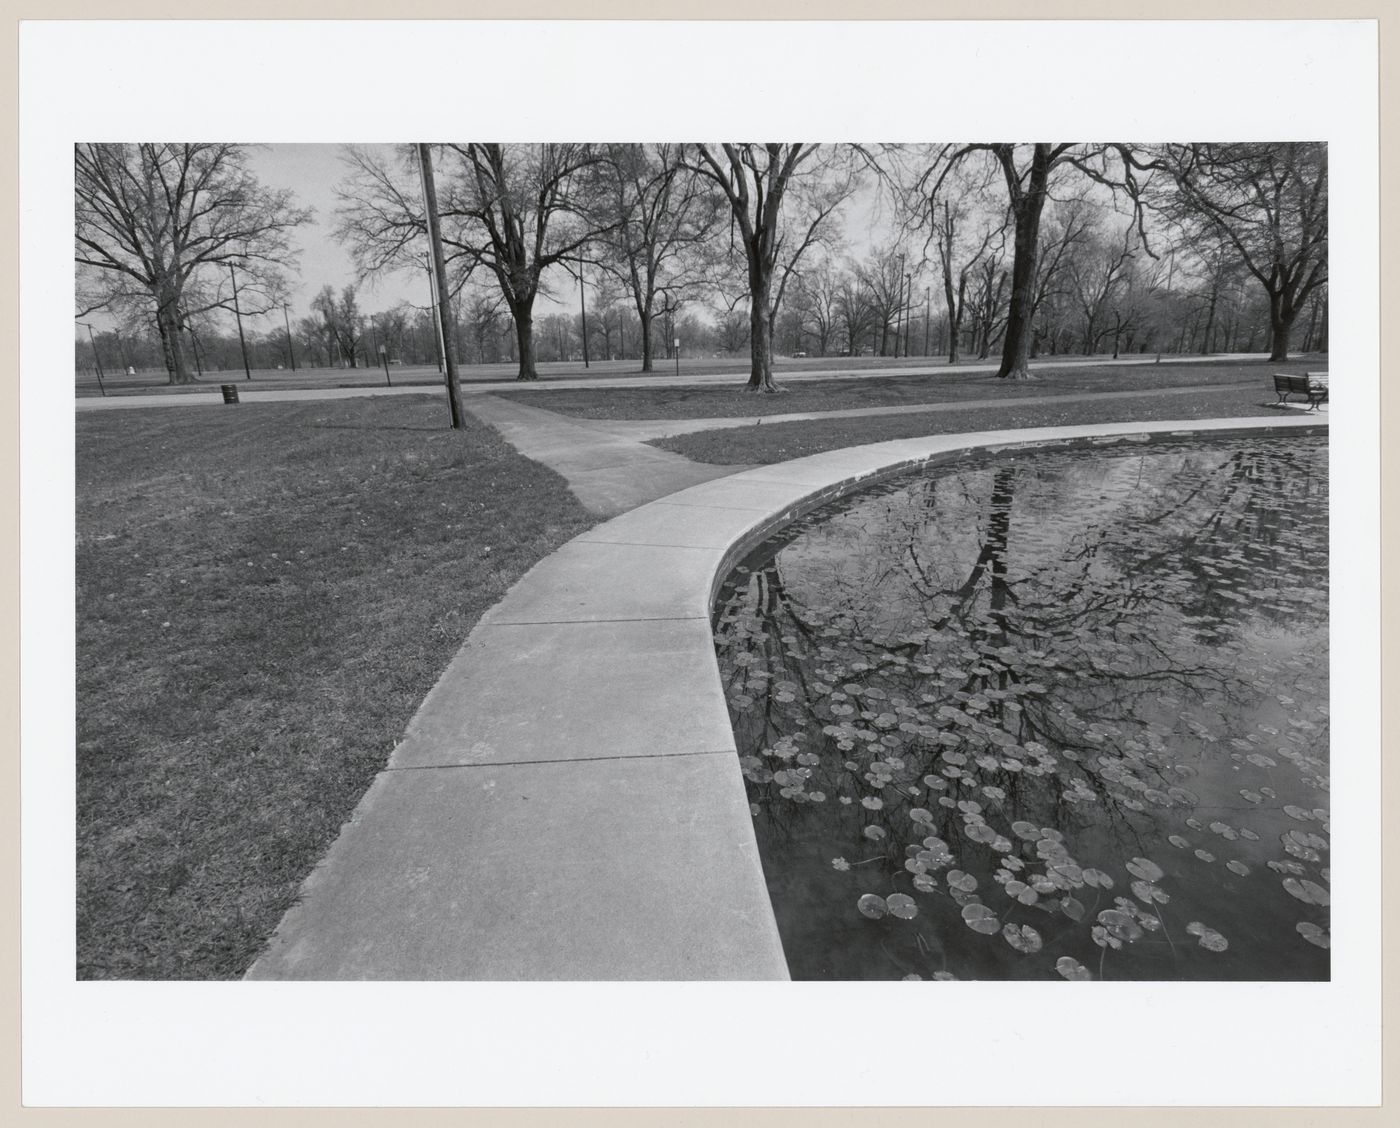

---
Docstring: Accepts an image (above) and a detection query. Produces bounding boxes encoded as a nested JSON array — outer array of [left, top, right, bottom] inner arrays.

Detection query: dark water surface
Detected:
[[713, 434, 1329, 981]]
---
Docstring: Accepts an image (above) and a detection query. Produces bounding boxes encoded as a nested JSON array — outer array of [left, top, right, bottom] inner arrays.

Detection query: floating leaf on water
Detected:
[[1300, 879, 1330, 906], [1060, 896, 1086, 922], [909, 807, 933, 825], [1012, 820, 1041, 841], [1296, 921, 1330, 949], [1194, 849, 1217, 863], [863, 825, 888, 841], [903, 973, 922, 981], [831, 857, 851, 872], [857, 893, 888, 919], [961, 903, 999, 934], [886, 893, 918, 920], [1284, 805, 1312, 822], [1191, 924, 1229, 952], [1240, 789, 1264, 804], [1002, 923, 1043, 953], [1131, 880, 1169, 905], [1126, 857, 1164, 883], [913, 873, 938, 893], [1097, 909, 1144, 944], [1056, 955, 1092, 981], [1081, 868, 1114, 890], [1226, 860, 1251, 877], [861, 796, 884, 811], [1168, 835, 1190, 850]]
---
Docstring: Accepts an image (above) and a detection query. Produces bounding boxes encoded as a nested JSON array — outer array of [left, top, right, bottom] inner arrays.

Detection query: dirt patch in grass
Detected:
[[76, 398, 595, 979], [495, 360, 1317, 421], [649, 384, 1311, 465]]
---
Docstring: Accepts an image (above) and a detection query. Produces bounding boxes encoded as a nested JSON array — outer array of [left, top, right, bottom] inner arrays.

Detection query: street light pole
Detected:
[[80, 322, 105, 396], [228, 263, 252, 380]]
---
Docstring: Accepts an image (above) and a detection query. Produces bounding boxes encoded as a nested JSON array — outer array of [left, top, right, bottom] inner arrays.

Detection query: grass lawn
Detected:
[[76, 397, 595, 979], [650, 382, 1318, 465], [495, 359, 1320, 421]]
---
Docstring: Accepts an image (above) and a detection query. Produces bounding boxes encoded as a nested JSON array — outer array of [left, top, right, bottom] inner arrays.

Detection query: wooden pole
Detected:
[[417, 144, 465, 430]]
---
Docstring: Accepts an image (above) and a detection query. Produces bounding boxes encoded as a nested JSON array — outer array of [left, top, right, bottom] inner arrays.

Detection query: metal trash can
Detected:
[[221, 384, 240, 405]]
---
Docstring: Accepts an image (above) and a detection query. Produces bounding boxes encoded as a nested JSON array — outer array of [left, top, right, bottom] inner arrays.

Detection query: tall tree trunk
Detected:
[[157, 304, 193, 384], [1268, 293, 1294, 362], [748, 286, 777, 392], [512, 301, 538, 380], [996, 149, 1052, 380], [639, 309, 654, 372]]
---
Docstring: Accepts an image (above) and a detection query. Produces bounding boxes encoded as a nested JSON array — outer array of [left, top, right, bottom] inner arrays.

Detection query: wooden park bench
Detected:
[[1273, 371, 1329, 411]]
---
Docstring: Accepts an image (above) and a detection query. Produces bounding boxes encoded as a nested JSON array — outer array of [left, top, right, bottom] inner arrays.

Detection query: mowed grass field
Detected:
[[496, 358, 1319, 421], [76, 398, 595, 979], [74, 357, 1322, 978]]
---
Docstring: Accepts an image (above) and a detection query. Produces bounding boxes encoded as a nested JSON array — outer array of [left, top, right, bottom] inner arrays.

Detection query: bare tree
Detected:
[[597, 143, 724, 371], [311, 284, 364, 367], [75, 143, 310, 383], [1148, 143, 1327, 361], [682, 143, 859, 391], [336, 143, 616, 380]]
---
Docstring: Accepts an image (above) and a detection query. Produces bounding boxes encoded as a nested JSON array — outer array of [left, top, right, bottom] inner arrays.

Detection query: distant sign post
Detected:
[[379, 343, 392, 387], [674, 337, 680, 378]]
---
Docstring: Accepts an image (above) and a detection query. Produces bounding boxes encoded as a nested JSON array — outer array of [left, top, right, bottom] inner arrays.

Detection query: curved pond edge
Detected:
[[246, 415, 1326, 981]]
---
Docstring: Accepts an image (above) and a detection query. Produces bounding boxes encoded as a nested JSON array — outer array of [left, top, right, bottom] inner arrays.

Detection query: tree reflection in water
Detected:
[[713, 436, 1329, 981]]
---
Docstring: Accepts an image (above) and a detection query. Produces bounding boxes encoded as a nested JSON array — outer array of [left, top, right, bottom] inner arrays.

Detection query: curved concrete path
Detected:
[[245, 413, 1325, 981]]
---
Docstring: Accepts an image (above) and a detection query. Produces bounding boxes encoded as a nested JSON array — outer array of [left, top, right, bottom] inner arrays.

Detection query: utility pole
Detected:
[[282, 302, 298, 371], [894, 254, 906, 359], [904, 273, 913, 358], [578, 258, 589, 368], [228, 263, 252, 380], [425, 261, 444, 373], [79, 322, 105, 395], [417, 143, 466, 430], [924, 287, 931, 357]]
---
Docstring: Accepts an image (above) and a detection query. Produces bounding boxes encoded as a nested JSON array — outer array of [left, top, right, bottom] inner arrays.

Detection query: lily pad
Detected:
[[960, 902, 999, 934], [886, 893, 918, 920], [1055, 955, 1092, 981], [857, 893, 888, 920], [1296, 921, 1330, 949], [1002, 923, 1043, 953]]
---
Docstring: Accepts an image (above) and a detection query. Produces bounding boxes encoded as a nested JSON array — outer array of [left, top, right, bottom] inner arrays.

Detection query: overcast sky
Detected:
[[239, 142, 892, 333]]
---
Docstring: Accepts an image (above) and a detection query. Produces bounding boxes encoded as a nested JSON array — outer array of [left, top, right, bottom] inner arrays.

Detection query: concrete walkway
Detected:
[[245, 413, 1326, 981], [462, 394, 750, 516]]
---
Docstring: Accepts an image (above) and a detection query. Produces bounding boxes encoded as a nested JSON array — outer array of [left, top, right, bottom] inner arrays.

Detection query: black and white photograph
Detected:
[[20, 16, 1383, 1112]]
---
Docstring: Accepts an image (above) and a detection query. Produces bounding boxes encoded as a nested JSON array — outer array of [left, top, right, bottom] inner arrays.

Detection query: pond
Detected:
[[712, 433, 1329, 981]]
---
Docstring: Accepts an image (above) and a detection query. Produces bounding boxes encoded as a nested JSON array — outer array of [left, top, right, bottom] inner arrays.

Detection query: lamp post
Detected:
[[674, 336, 680, 378], [379, 342, 392, 386], [79, 322, 105, 396]]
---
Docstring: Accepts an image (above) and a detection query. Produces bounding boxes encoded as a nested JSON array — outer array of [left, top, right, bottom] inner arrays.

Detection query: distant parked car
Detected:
[[792, 351, 807, 358]]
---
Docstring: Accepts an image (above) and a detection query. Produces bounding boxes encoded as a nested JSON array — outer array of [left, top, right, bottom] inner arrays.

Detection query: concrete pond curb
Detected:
[[245, 414, 1326, 981]]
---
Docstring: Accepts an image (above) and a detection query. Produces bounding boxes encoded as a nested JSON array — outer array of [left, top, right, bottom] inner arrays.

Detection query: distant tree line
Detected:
[[76, 141, 1327, 388]]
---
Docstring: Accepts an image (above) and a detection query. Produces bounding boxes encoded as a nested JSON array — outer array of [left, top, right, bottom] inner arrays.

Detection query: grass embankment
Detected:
[[76, 398, 595, 979], [652, 384, 1315, 465], [497, 359, 1312, 421]]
